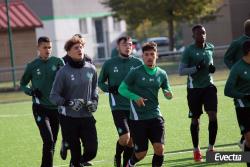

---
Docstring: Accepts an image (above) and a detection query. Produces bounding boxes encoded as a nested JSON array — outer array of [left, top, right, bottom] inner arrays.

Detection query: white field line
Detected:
[[53, 144, 239, 167]]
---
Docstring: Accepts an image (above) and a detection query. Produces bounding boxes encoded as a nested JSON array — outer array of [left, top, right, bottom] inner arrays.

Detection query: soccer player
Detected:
[[20, 36, 64, 167], [224, 19, 250, 69], [224, 19, 250, 148], [50, 36, 98, 167], [98, 36, 142, 167], [178, 24, 218, 162], [118, 41, 172, 167], [60, 34, 94, 166], [224, 40, 250, 167]]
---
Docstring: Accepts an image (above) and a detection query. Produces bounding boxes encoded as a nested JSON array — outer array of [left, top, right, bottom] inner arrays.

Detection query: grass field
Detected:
[[0, 78, 247, 167]]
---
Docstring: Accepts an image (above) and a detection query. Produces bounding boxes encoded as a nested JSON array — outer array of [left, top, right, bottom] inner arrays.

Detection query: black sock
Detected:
[[116, 141, 125, 157], [208, 120, 218, 145], [128, 153, 140, 166], [190, 123, 199, 148], [245, 144, 250, 167], [240, 135, 245, 143], [152, 154, 164, 167], [123, 146, 134, 167]]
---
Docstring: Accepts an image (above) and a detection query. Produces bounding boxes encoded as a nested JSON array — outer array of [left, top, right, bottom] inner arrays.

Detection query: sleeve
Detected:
[[98, 62, 109, 92], [224, 67, 244, 99], [178, 62, 197, 76], [91, 69, 99, 102], [161, 72, 173, 99], [224, 41, 238, 69], [49, 69, 66, 105], [20, 64, 33, 96], [118, 81, 140, 101]]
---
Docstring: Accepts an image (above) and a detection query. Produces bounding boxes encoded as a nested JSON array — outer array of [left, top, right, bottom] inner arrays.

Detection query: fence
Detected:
[[0, 45, 229, 89]]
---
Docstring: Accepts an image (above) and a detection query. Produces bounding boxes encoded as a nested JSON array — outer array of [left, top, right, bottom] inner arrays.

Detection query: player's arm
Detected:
[[224, 67, 244, 99], [50, 70, 66, 105], [161, 72, 173, 100], [224, 41, 238, 69], [20, 64, 33, 95], [178, 48, 201, 76], [98, 62, 109, 92]]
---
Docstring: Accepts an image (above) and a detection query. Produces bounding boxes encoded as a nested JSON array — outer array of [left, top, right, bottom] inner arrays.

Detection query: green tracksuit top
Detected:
[[224, 59, 250, 108], [181, 42, 214, 88], [119, 65, 172, 120], [98, 55, 142, 111], [20, 56, 64, 109], [224, 35, 250, 69]]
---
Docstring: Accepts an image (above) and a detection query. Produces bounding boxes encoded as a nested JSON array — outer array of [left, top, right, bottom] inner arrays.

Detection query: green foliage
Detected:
[[102, 0, 224, 49]]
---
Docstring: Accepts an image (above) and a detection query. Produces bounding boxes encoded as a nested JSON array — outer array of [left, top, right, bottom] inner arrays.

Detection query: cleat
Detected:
[[114, 155, 121, 167], [60, 140, 68, 160], [83, 161, 93, 166], [193, 150, 203, 162]]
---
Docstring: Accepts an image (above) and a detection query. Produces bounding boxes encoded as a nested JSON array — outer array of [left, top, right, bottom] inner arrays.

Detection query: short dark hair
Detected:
[[38, 36, 51, 45], [117, 36, 132, 45], [64, 36, 85, 51], [142, 42, 157, 53], [192, 24, 204, 33], [243, 40, 250, 55]]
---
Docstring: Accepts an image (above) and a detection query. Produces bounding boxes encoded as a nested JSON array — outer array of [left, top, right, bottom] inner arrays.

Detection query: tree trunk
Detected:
[[168, 18, 174, 51]]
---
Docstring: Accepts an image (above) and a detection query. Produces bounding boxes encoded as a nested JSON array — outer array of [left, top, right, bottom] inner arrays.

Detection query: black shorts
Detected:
[[236, 107, 250, 134], [112, 110, 130, 136], [187, 84, 218, 118], [130, 117, 165, 153]]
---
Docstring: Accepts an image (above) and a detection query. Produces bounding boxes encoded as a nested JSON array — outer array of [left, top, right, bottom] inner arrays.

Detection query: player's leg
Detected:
[[65, 117, 81, 167], [187, 88, 203, 162], [236, 107, 250, 167], [123, 111, 134, 167], [112, 110, 132, 167], [79, 117, 98, 165], [204, 84, 218, 152], [126, 120, 148, 167], [32, 104, 55, 167], [59, 114, 70, 160], [149, 117, 165, 167], [48, 109, 59, 154]]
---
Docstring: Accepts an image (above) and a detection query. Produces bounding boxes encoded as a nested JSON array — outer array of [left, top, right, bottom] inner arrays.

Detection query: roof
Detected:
[[0, 1, 42, 30]]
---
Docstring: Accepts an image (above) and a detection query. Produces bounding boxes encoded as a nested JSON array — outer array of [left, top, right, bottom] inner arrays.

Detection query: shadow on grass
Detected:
[[137, 143, 239, 166]]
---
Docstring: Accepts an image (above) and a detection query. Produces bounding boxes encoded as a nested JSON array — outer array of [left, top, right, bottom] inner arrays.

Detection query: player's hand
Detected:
[[196, 59, 206, 71], [108, 86, 119, 95], [135, 98, 147, 107], [65, 99, 85, 112], [208, 64, 216, 73], [86, 101, 98, 112], [31, 88, 42, 98]]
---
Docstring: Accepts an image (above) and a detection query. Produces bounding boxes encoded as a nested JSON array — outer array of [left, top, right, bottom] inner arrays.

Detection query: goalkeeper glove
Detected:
[[86, 101, 98, 113], [65, 99, 85, 112]]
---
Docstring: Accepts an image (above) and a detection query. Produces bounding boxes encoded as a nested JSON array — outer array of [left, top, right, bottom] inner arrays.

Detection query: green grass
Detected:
[[0, 80, 246, 167]]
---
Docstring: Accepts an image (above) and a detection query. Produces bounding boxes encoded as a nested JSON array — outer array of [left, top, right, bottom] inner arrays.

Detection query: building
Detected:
[[23, 0, 126, 60], [182, 0, 250, 46], [0, 0, 42, 81]]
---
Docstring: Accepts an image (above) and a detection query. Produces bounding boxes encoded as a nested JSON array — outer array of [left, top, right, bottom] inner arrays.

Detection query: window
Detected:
[[79, 19, 88, 34]]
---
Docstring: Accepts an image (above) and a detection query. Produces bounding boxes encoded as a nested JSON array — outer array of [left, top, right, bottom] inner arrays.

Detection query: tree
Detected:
[[102, 0, 224, 50]]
